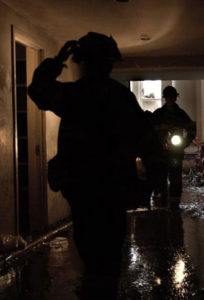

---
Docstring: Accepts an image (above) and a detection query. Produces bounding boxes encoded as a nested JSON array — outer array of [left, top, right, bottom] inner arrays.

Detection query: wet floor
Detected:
[[0, 186, 204, 299], [121, 209, 203, 299]]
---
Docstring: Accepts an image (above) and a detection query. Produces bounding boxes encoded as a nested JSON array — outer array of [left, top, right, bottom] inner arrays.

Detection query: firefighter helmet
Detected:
[[162, 86, 179, 98], [73, 32, 122, 63]]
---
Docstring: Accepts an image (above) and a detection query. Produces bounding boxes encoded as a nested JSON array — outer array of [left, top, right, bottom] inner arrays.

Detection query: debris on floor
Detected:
[[0, 235, 27, 254]]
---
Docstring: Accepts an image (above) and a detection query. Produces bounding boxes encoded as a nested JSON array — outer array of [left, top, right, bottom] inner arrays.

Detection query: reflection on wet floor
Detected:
[[120, 209, 202, 299], [181, 185, 204, 218], [1, 188, 204, 299]]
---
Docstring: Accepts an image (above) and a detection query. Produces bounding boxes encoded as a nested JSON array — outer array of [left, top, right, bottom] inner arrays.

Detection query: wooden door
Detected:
[[26, 46, 47, 233]]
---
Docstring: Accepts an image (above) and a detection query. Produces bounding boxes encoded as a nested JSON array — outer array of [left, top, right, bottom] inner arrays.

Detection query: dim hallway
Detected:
[[1, 0, 204, 299], [0, 186, 204, 300]]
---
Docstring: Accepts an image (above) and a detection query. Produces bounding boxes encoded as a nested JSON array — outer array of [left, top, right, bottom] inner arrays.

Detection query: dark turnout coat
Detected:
[[28, 58, 160, 198], [152, 103, 196, 157]]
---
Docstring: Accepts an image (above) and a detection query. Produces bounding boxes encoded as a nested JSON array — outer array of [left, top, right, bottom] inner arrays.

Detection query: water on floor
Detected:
[[0, 185, 204, 299]]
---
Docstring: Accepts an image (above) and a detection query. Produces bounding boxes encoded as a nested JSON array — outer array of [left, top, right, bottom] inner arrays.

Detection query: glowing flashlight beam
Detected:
[[171, 135, 182, 146]]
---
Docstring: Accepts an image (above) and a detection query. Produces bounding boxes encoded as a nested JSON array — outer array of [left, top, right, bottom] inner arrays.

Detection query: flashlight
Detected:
[[171, 135, 182, 146]]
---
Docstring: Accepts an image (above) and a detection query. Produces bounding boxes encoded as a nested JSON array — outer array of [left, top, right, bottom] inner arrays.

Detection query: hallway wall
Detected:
[[172, 80, 196, 120], [198, 80, 204, 141], [0, 1, 71, 235], [172, 80, 204, 141]]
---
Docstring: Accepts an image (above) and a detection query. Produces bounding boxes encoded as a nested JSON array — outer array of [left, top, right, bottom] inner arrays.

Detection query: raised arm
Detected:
[[28, 41, 78, 117]]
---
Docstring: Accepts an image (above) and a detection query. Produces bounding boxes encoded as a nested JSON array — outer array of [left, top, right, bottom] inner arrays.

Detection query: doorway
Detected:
[[130, 80, 163, 112], [12, 32, 47, 237]]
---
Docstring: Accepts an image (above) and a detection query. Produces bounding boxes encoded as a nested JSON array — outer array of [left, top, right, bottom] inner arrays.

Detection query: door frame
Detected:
[[11, 25, 47, 235]]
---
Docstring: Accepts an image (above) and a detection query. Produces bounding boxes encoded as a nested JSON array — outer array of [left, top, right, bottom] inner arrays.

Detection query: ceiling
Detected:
[[3, 0, 204, 58]]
